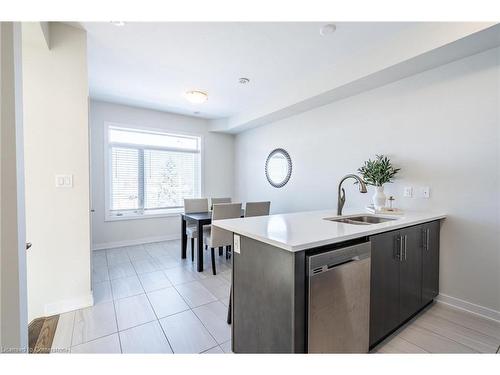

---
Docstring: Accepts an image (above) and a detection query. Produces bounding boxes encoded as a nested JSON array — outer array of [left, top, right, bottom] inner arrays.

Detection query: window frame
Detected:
[[103, 121, 204, 221]]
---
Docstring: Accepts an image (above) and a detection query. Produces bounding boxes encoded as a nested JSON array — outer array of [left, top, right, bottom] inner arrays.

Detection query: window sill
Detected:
[[105, 208, 183, 222]]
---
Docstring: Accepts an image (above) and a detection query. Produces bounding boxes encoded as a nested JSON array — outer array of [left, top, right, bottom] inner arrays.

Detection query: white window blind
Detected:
[[111, 147, 139, 210], [107, 125, 201, 218], [144, 149, 200, 210]]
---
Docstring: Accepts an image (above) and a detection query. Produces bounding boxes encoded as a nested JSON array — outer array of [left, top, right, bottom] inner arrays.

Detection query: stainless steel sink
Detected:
[[324, 215, 397, 225]]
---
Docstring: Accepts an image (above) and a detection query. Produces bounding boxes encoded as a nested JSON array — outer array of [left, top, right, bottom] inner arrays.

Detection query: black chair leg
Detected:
[[211, 247, 216, 275], [227, 285, 232, 324], [219, 246, 223, 256], [190, 238, 195, 262]]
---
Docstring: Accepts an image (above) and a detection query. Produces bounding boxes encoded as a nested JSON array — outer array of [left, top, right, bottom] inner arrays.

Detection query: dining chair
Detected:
[[184, 198, 209, 262], [203, 202, 242, 275], [245, 201, 271, 217], [210, 197, 231, 210]]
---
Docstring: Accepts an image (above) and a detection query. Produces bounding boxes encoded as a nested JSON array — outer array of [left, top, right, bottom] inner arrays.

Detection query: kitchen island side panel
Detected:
[[232, 235, 306, 353]]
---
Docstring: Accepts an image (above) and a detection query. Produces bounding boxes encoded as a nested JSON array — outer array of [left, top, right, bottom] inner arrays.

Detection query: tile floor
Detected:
[[372, 303, 500, 354], [51, 239, 500, 354], [51, 240, 232, 354]]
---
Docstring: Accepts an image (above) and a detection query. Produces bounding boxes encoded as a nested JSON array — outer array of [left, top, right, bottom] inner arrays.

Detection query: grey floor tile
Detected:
[[92, 265, 110, 283], [398, 325, 478, 353], [111, 275, 144, 300], [109, 261, 136, 280], [71, 334, 121, 353], [106, 247, 128, 255], [114, 294, 156, 331], [175, 281, 217, 308], [193, 301, 231, 344], [155, 255, 180, 270], [72, 301, 117, 346], [159, 310, 217, 353], [147, 287, 189, 318], [93, 280, 113, 304], [92, 252, 108, 268], [220, 340, 232, 353], [119, 321, 172, 353], [202, 345, 224, 354], [199, 275, 231, 300], [219, 270, 231, 283], [107, 250, 131, 266], [127, 249, 152, 262], [138, 270, 172, 292], [132, 258, 163, 274], [51, 310, 75, 353], [164, 266, 199, 285]]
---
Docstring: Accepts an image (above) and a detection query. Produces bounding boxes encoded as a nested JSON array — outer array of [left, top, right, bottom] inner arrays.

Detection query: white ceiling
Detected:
[[82, 22, 417, 119]]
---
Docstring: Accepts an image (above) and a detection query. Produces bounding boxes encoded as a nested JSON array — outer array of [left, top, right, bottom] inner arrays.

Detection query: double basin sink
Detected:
[[324, 215, 397, 226]]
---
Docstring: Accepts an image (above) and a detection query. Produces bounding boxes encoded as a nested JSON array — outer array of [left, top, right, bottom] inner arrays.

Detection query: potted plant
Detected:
[[358, 155, 400, 210]]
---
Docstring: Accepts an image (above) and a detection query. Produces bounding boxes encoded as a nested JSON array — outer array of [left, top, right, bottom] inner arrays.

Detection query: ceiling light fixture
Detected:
[[110, 21, 126, 27], [184, 90, 208, 104], [319, 23, 337, 36], [239, 77, 250, 84]]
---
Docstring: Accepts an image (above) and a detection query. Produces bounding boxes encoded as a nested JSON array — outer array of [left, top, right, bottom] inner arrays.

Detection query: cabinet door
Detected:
[[399, 226, 423, 323], [422, 221, 440, 305], [369, 230, 401, 346]]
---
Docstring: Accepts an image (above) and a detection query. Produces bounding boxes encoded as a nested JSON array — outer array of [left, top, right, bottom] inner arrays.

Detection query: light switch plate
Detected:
[[403, 186, 413, 198], [422, 187, 430, 198], [233, 234, 241, 254], [55, 174, 73, 188]]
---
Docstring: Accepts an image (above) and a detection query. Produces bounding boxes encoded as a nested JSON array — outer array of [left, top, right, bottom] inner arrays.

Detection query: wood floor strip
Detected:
[[34, 315, 59, 353], [28, 315, 60, 354], [28, 318, 45, 353]]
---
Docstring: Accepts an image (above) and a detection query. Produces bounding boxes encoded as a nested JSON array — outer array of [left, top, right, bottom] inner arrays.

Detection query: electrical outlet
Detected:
[[403, 186, 413, 198], [55, 174, 73, 188], [422, 187, 430, 198]]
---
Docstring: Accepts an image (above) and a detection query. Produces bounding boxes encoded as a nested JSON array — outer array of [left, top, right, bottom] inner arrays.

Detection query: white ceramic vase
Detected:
[[373, 185, 387, 210]]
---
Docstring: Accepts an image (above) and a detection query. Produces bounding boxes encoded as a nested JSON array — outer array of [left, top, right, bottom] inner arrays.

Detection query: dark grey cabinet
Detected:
[[369, 221, 440, 347], [421, 221, 440, 305], [399, 226, 422, 322], [369, 230, 401, 345]]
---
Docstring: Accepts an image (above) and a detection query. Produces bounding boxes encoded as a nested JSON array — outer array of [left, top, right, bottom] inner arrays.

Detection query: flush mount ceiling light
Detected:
[[239, 77, 250, 84], [319, 23, 337, 36], [110, 21, 126, 27], [184, 90, 208, 104]]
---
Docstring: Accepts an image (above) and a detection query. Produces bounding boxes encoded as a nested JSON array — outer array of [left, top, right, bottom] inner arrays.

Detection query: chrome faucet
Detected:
[[337, 174, 368, 216]]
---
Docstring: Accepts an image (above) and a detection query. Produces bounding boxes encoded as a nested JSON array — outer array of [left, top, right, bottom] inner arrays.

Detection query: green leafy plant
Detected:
[[358, 155, 400, 187]]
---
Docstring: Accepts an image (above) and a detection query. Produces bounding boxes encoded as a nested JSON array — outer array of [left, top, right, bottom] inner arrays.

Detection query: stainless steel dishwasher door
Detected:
[[307, 241, 371, 353]]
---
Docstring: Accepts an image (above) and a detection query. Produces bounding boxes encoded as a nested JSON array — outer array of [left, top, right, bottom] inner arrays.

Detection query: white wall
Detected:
[[90, 100, 235, 249], [23, 23, 91, 320], [235, 47, 500, 314]]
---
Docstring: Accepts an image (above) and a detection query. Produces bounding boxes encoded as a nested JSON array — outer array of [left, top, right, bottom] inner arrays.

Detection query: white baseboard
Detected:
[[44, 293, 94, 317], [436, 293, 500, 323], [92, 234, 181, 251]]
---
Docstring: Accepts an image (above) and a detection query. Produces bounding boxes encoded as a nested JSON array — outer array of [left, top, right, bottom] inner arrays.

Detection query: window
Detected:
[[106, 124, 201, 219]]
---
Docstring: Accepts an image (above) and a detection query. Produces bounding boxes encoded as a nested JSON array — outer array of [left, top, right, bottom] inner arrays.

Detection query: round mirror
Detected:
[[265, 148, 292, 188]]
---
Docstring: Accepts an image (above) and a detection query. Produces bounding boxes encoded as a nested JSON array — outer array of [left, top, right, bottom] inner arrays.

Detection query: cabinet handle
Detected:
[[426, 228, 430, 251], [404, 235, 407, 261], [399, 235, 404, 262]]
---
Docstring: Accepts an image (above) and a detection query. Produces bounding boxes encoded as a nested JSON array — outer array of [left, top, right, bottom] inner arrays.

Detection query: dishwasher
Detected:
[[307, 240, 371, 353]]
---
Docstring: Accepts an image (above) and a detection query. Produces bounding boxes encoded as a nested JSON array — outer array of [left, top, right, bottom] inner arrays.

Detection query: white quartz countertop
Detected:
[[212, 209, 446, 252]]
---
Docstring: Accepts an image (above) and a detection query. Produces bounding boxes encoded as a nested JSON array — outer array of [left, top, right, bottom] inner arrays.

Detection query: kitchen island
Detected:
[[213, 209, 446, 353]]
